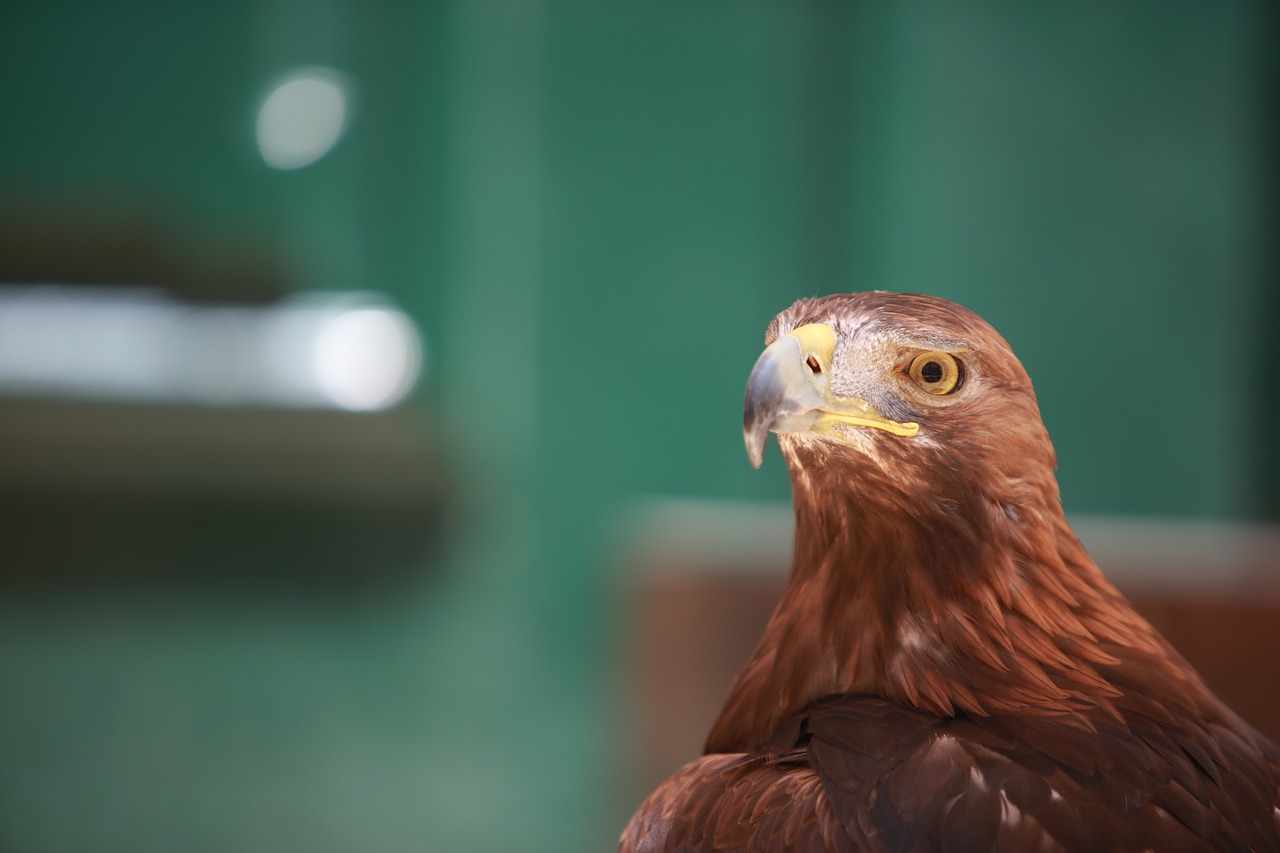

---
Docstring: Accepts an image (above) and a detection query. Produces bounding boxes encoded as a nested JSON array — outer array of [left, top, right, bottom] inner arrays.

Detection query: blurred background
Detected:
[[0, 2, 1276, 851]]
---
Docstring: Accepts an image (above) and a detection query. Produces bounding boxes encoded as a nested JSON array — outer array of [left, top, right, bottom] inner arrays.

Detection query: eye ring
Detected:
[[907, 351, 964, 395]]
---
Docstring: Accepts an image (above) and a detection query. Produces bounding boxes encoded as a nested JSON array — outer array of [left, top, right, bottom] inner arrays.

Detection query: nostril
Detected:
[[806, 355, 822, 375]]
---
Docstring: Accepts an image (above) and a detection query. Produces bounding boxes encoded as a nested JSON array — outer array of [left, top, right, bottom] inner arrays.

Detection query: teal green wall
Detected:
[[0, 3, 1273, 852]]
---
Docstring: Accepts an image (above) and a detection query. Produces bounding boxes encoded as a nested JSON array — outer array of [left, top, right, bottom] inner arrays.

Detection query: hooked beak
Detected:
[[742, 323, 919, 468]]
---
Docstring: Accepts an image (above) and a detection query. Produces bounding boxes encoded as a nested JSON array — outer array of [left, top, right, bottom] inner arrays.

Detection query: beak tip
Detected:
[[743, 427, 766, 469]]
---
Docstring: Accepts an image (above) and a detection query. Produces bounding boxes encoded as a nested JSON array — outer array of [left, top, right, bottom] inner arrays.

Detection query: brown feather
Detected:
[[621, 293, 1280, 852]]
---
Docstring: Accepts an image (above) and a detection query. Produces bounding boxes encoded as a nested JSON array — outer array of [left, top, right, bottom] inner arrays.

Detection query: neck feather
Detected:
[[704, 438, 1169, 755]]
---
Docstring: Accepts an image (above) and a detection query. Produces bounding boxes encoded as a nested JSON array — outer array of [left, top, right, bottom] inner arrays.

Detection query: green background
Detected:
[[0, 2, 1274, 851]]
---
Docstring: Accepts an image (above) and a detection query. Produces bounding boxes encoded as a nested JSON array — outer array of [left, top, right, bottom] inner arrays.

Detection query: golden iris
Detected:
[[908, 351, 963, 395]]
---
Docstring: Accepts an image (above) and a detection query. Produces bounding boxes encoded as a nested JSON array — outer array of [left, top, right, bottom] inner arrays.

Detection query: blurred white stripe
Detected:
[[0, 286, 423, 410]]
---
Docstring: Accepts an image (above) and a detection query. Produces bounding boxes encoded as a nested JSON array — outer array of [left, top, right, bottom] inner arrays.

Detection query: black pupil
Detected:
[[921, 361, 944, 383]]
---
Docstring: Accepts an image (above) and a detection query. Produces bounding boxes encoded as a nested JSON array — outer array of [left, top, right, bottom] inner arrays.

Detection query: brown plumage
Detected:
[[621, 292, 1280, 852]]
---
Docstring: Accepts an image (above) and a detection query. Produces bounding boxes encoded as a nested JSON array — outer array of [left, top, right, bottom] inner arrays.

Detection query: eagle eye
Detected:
[[908, 351, 963, 395]]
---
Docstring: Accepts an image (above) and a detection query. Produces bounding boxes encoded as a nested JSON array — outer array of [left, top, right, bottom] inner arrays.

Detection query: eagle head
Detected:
[[744, 291, 1058, 519]]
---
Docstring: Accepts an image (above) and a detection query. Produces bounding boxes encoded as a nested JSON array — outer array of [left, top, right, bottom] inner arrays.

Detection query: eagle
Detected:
[[620, 292, 1280, 852]]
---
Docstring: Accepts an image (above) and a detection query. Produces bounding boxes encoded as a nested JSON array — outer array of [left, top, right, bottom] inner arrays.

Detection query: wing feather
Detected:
[[803, 695, 1274, 852], [619, 753, 838, 853], [624, 687, 1278, 853]]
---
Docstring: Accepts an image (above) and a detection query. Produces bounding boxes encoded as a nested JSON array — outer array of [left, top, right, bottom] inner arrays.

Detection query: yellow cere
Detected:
[[786, 323, 838, 367]]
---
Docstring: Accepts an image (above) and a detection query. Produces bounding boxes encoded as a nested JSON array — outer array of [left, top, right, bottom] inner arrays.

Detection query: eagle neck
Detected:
[[705, 439, 1167, 755]]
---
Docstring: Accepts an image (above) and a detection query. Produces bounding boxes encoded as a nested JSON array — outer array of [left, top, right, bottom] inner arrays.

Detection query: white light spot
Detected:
[[313, 308, 421, 411], [256, 68, 351, 170]]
